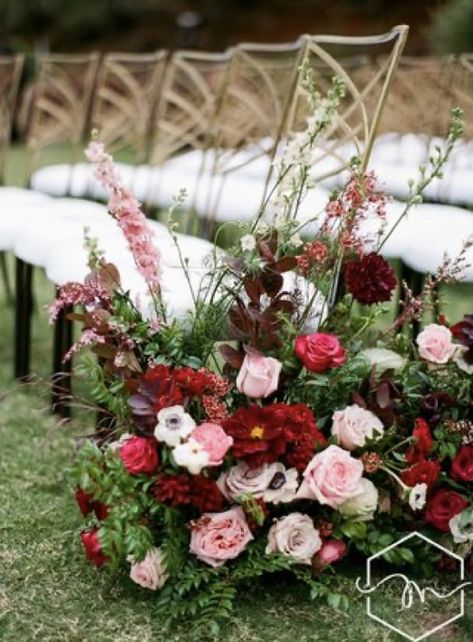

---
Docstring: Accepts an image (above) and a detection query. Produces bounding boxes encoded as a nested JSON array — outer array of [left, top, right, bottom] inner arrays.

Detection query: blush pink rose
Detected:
[[331, 404, 384, 450], [236, 349, 282, 398], [296, 445, 364, 508], [416, 324, 456, 364], [315, 539, 347, 565], [129, 547, 168, 590], [189, 507, 253, 567], [191, 423, 233, 466], [295, 333, 346, 372]]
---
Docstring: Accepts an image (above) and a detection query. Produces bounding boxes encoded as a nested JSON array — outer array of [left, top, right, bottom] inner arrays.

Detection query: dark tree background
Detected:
[[0, 0, 468, 54]]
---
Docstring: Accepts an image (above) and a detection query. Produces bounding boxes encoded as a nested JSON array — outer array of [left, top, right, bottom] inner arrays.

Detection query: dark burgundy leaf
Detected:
[[260, 269, 283, 296], [219, 344, 245, 369], [274, 256, 298, 273]]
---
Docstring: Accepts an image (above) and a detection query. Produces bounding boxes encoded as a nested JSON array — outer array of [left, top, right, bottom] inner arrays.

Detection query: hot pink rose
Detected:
[[191, 423, 233, 466], [119, 436, 158, 475], [315, 539, 347, 565], [236, 349, 282, 398], [416, 324, 456, 364], [295, 333, 346, 372], [189, 507, 253, 567], [296, 445, 364, 508]]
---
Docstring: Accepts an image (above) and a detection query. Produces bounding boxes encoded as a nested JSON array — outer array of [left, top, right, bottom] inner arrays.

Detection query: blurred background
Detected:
[[0, 0, 471, 55]]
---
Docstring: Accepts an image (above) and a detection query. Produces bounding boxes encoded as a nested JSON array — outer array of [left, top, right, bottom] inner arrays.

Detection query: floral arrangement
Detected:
[[52, 77, 472, 636]]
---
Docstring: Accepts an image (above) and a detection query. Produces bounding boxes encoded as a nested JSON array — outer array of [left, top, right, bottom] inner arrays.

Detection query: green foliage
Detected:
[[429, 0, 473, 54], [76, 355, 130, 419]]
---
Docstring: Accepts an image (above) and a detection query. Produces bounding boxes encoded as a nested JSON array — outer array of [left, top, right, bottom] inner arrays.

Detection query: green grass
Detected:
[[1, 148, 473, 640]]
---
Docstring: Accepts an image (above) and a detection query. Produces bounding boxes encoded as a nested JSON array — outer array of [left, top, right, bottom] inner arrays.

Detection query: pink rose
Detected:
[[331, 404, 384, 450], [315, 539, 347, 565], [191, 423, 233, 466], [416, 324, 456, 364], [236, 349, 282, 398], [189, 507, 253, 567], [296, 445, 364, 508], [295, 333, 346, 372], [129, 547, 168, 590]]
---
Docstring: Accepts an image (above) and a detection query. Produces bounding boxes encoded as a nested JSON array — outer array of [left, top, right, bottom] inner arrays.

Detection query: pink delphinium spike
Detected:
[[85, 139, 162, 294]]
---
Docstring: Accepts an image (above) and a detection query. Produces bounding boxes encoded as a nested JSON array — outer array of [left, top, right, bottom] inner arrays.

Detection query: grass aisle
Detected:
[[1, 270, 473, 640]]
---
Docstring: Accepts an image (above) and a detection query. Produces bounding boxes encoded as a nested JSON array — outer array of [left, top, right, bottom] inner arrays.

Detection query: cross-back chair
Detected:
[[14, 53, 100, 379], [143, 49, 232, 222], [197, 40, 305, 230], [90, 51, 167, 168], [281, 25, 409, 186], [0, 54, 24, 303]]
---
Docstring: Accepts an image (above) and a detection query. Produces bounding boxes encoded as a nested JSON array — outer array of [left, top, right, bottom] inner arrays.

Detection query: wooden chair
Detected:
[[0, 54, 24, 304], [144, 48, 232, 223], [198, 40, 304, 231], [282, 26, 409, 183], [14, 53, 100, 383]]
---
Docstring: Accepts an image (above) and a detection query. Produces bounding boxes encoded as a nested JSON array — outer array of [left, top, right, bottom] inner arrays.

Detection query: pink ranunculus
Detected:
[[296, 445, 364, 508], [315, 539, 347, 565], [189, 507, 253, 567], [331, 404, 384, 450], [236, 349, 282, 398], [416, 324, 456, 364], [294, 333, 346, 373], [191, 423, 233, 466]]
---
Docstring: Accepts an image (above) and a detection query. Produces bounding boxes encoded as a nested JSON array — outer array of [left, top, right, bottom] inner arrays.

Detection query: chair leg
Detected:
[[0, 252, 13, 305], [410, 269, 424, 338], [52, 302, 73, 418], [14, 259, 34, 379]]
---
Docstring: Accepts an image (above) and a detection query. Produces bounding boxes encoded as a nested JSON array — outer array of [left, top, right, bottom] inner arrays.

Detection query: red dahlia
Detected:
[[223, 403, 321, 468], [80, 528, 108, 567], [189, 475, 224, 512], [153, 473, 191, 507], [344, 252, 397, 305], [223, 404, 285, 467]]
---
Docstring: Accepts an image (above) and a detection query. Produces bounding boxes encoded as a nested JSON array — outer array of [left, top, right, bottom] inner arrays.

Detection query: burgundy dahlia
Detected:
[[189, 475, 224, 513], [153, 473, 191, 507], [344, 252, 397, 305]]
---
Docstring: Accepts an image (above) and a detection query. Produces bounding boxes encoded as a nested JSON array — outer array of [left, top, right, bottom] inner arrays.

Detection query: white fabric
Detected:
[[400, 204, 473, 281], [0, 188, 53, 251]]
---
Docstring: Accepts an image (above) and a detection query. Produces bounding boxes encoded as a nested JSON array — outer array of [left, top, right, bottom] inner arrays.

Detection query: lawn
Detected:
[[1, 147, 473, 641]]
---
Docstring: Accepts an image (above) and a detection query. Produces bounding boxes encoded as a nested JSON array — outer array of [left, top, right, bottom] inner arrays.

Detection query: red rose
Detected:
[[120, 436, 158, 475], [80, 528, 108, 567], [75, 488, 93, 517], [451, 446, 473, 482], [401, 459, 441, 488], [295, 333, 346, 372], [93, 502, 110, 521], [425, 489, 469, 531]]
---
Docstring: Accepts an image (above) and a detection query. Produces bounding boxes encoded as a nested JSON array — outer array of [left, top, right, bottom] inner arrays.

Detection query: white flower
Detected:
[[449, 509, 473, 544], [409, 483, 427, 511], [263, 465, 299, 504], [455, 346, 473, 374], [154, 405, 196, 447], [172, 438, 209, 474], [108, 432, 133, 452], [331, 404, 384, 450], [266, 513, 322, 565], [240, 234, 257, 252], [289, 233, 304, 248], [339, 478, 378, 521], [360, 348, 406, 374], [128, 547, 168, 590]]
